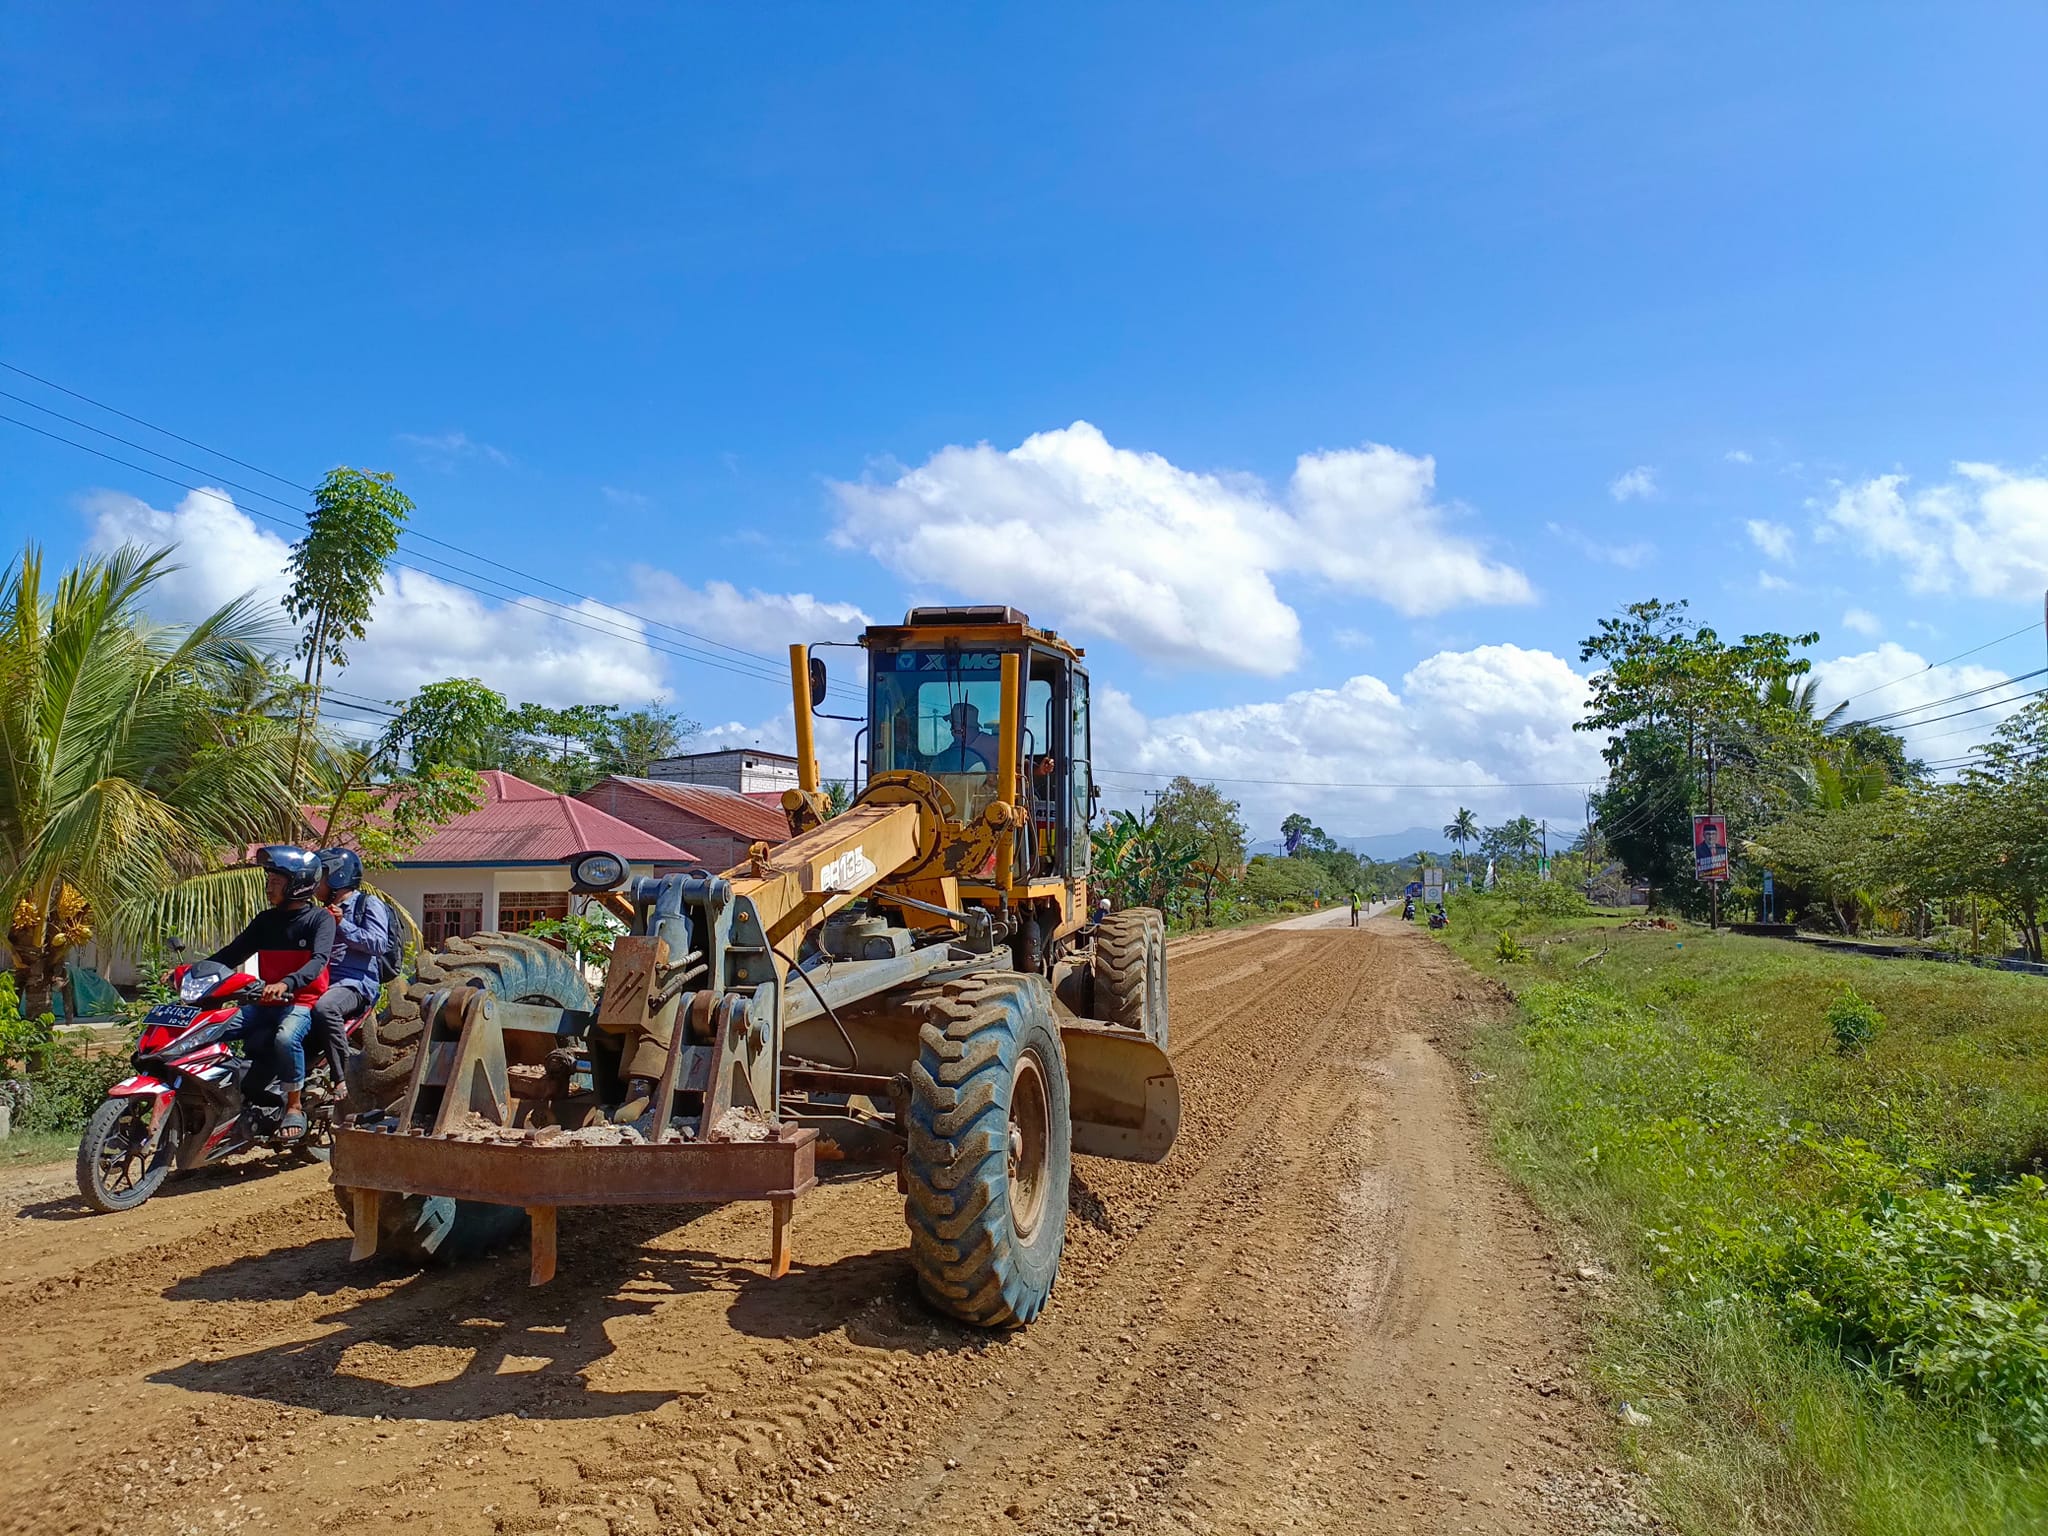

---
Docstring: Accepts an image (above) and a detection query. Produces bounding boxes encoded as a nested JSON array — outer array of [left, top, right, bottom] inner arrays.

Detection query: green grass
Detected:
[[1, 1127, 79, 1170], [1439, 897, 2048, 1534]]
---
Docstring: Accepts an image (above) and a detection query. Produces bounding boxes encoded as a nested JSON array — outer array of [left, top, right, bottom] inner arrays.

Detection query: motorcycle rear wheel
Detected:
[[76, 1098, 178, 1213]]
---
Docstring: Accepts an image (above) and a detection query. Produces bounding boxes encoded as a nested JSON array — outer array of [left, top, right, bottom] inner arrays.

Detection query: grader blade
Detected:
[[1059, 1022, 1179, 1163]]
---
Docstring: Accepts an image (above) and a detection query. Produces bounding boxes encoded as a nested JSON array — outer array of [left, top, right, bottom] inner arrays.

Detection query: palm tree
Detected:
[[0, 545, 302, 1017], [1443, 807, 1479, 860]]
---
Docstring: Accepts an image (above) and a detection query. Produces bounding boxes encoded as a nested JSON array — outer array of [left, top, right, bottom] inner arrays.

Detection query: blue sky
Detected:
[[7, 4, 2047, 838]]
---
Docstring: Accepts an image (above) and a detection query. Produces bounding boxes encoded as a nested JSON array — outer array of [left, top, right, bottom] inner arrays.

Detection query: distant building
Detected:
[[645, 746, 799, 795], [367, 771, 693, 945], [577, 776, 793, 874]]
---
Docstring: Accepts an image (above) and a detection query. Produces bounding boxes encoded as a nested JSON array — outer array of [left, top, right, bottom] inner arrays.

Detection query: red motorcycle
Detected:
[[75, 959, 370, 1212]]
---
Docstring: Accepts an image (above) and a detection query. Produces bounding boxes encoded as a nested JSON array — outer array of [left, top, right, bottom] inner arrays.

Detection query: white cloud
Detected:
[[1725, 449, 1754, 465], [1818, 463, 2048, 598], [601, 486, 651, 509], [397, 430, 509, 468], [1097, 643, 1605, 837], [1746, 519, 1795, 561], [1809, 642, 2027, 752], [829, 422, 1531, 676], [1545, 521, 1655, 568], [1608, 465, 1658, 502], [83, 487, 663, 711], [1841, 607, 1882, 637], [1757, 570, 1794, 592]]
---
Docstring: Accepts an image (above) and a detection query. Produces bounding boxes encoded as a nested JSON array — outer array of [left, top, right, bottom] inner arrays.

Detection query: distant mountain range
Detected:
[[1247, 826, 1456, 863]]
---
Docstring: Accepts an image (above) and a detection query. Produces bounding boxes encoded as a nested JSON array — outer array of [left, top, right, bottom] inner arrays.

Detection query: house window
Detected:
[[423, 892, 484, 947], [498, 891, 570, 933]]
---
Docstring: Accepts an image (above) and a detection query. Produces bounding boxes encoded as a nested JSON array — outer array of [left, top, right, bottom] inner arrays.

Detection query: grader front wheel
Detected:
[[337, 932, 592, 1263], [902, 972, 1072, 1328], [1092, 907, 1168, 1047]]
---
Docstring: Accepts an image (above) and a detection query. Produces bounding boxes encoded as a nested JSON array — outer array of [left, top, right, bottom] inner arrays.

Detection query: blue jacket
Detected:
[[327, 891, 388, 990]]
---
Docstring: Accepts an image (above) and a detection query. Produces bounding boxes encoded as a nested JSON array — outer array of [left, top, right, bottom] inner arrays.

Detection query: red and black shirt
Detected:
[[206, 903, 336, 1006]]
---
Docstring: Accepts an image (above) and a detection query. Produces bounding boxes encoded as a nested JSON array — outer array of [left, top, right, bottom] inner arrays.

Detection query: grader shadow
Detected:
[[148, 1199, 981, 1420]]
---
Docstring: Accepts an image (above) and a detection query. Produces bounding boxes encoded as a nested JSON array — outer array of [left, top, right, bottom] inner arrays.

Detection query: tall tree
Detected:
[[1443, 807, 1479, 855], [601, 705, 697, 778], [0, 546, 301, 1016], [508, 702, 618, 792], [282, 468, 411, 792], [1151, 777, 1248, 924]]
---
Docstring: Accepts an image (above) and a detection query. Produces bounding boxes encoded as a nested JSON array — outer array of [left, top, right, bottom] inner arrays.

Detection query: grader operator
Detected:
[[332, 605, 1176, 1328]]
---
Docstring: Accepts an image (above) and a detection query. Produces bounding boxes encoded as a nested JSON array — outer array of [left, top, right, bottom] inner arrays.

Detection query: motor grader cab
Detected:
[[331, 605, 1176, 1329]]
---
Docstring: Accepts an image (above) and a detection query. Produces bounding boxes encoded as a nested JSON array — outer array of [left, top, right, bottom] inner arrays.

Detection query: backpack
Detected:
[[357, 891, 406, 985]]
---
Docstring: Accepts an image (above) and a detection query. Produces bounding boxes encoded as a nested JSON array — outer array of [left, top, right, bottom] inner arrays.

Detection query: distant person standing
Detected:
[[1349, 892, 1360, 927]]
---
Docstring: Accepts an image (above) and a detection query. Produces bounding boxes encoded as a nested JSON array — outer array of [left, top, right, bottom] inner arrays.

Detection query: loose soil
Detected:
[[0, 919, 1639, 1535]]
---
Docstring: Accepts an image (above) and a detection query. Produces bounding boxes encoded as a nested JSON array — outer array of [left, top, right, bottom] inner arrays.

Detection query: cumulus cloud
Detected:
[[1546, 521, 1654, 568], [1757, 570, 1794, 592], [1725, 449, 1754, 465], [1608, 465, 1658, 502], [1817, 463, 2048, 598], [1097, 643, 1605, 836], [1809, 642, 2027, 753], [1746, 519, 1795, 561], [84, 486, 662, 711], [397, 430, 509, 468], [1842, 607, 1882, 637], [829, 422, 1531, 676]]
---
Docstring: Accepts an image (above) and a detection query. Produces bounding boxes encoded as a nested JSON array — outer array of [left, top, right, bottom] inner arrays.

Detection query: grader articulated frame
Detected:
[[331, 606, 1178, 1328]]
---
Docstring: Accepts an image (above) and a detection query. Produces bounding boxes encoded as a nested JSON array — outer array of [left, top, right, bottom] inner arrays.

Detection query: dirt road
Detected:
[[0, 920, 1632, 1536]]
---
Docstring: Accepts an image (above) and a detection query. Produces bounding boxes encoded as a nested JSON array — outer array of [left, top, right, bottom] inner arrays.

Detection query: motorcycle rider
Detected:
[[313, 847, 388, 1078], [203, 845, 334, 1142]]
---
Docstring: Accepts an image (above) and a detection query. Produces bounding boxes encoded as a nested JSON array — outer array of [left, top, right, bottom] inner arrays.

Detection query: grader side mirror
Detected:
[[807, 656, 827, 708]]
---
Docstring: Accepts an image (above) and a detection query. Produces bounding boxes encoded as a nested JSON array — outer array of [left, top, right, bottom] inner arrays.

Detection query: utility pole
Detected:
[[1706, 739, 1720, 932], [1539, 818, 1549, 880]]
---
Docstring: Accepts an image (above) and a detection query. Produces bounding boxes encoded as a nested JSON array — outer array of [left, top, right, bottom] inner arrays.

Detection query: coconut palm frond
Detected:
[[108, 866, 269, 956]]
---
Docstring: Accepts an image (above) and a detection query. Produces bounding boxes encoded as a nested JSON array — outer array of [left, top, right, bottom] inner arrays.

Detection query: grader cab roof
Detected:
[[861, 605, 1086, 663]]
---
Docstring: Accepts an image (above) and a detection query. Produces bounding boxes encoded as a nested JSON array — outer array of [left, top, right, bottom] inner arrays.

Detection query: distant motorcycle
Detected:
[[75, 959, 371, 1213], [1428, 909, 1449, 931], [1402, 898, 1416, 921]]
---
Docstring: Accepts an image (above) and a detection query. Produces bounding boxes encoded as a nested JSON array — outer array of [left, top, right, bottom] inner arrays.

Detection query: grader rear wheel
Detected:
[[901, 971, 1071, 1328], [1092, 907, 1167, 1047], [338, 932, 592, 1263]]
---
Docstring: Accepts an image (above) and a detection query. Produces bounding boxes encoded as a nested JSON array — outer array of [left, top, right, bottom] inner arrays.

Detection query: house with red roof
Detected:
[[372, 771, 694, 945], [575, 776, 792, 876]]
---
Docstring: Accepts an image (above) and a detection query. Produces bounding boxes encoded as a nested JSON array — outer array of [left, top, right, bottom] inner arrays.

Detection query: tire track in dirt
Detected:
[[0, 925, 1627, 1536]]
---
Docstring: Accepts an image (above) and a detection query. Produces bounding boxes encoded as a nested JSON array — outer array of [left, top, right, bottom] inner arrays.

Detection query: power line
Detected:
[[1853, 667, 2048, 727], [1, 410, 845, 698], [1879, 686, 2048, 733], [2, 368, 862, 701], [1832, 622, 2042, 707], [1095, 767, 1605, 790]]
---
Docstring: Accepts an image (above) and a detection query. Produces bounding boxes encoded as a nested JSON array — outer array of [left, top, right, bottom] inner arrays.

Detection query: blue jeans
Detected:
[[226, 1002, 313, 1102]]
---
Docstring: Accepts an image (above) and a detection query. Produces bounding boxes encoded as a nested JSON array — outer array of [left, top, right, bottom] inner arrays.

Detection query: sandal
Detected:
[[276, 1108, 307, 1144]]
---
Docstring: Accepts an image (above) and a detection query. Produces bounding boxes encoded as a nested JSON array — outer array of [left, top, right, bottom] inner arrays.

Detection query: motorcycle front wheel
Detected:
[[76, 1097, 178, 1213]]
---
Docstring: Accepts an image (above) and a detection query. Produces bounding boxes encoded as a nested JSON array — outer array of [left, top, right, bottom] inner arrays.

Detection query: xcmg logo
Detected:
[[894, 651, 1003, 672]]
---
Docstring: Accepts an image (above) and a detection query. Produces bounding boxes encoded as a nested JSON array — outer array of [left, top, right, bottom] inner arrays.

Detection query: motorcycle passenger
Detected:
[[313, 847, 387, 1078], [204, 845, 334, 1142]]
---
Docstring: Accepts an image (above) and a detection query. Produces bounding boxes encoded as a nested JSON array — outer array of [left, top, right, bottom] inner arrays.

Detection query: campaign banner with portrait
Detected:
[[1693, 814, 1731, 882]]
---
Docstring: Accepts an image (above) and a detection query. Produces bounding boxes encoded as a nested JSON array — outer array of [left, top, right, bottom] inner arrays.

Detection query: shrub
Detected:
[[1495, 929, 1531, 964], [0, 973, 56, 1065], [1827, 987, 1886, 1055], [9, 1039, 129, 1135]]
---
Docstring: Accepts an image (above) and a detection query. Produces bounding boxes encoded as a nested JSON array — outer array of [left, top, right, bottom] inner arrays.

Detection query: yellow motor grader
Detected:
[[332, 605, 1176, 1327]]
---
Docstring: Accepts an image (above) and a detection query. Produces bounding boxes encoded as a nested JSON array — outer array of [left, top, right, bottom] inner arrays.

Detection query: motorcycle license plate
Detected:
[[145, 1003, 201, 1028]]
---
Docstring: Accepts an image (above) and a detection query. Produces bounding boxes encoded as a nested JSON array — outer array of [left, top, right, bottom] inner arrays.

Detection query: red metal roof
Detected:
[[579, 777, 791, 843], [395, 771, 695, 864]]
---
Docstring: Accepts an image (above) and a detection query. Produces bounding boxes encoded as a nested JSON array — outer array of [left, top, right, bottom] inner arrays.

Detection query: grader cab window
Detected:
[[869, 650, 1050, 821]]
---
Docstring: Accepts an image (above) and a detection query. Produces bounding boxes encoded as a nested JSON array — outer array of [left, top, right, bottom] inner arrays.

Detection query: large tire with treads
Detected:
[[902, 971, 1071, 1329], [1091, 907, 1167, 1046], [339, 932, 592, 1263]]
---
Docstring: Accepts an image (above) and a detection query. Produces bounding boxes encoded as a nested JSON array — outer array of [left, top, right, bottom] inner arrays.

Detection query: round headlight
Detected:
[[569, 850, 628, 892]]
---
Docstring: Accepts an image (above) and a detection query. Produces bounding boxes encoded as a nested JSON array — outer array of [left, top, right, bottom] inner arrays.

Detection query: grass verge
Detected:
[[1438, 898, 2048, 1534]]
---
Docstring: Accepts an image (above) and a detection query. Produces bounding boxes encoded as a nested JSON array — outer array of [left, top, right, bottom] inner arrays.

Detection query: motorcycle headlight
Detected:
[[180, 970, 218, 1002]]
